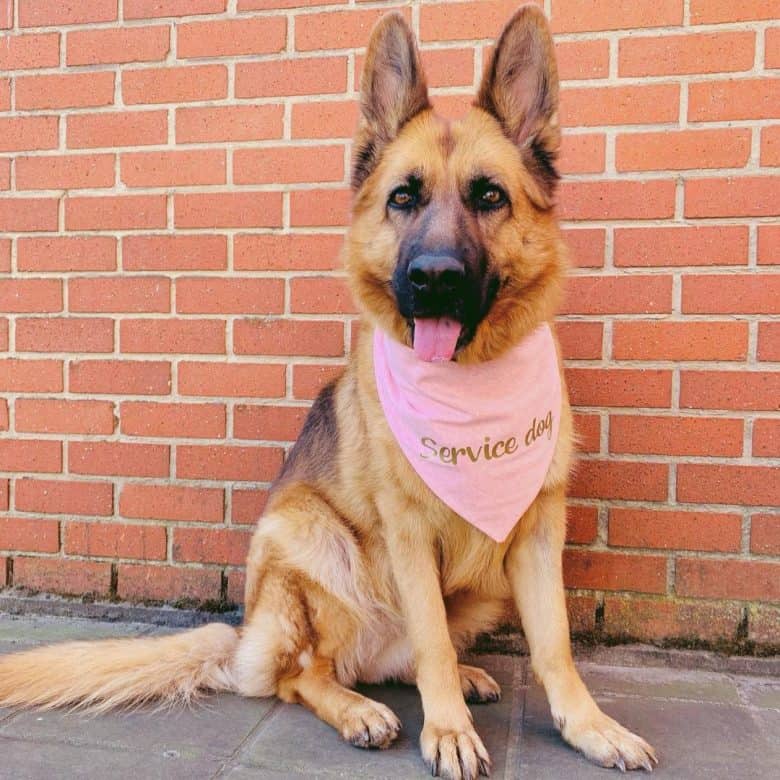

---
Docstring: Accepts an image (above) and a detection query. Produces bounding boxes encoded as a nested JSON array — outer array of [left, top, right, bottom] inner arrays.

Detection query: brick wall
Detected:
[[0, 0, 778, 644]]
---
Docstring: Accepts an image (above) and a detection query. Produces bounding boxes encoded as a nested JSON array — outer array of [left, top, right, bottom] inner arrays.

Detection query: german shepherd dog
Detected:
[[0, 7, 657, 777]]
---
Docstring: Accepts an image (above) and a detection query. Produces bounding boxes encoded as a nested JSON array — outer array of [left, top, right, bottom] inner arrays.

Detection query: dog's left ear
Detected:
[[477, 5, 560, 207]]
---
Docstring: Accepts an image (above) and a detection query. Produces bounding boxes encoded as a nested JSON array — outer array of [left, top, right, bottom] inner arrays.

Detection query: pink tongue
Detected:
[[413, 318, 461, 362]]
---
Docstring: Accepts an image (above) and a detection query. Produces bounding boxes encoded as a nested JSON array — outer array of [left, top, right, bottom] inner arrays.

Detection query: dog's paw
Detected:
[[339, 698, 401, 750], [560, 708, 657, 772], [459, 664, 501, 704], [421, 722, 491, 779]]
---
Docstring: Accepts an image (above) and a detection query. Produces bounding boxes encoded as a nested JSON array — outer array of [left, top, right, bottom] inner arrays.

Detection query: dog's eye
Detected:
[[477, 186, 507, 210], [388, 187, 417, 210]]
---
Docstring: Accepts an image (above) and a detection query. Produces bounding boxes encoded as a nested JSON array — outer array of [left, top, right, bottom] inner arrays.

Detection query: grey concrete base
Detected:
[[0, 614, 778, 779]]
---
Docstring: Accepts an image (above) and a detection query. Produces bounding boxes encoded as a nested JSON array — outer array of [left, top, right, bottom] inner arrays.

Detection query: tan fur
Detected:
[[0, 7, 656, 777]]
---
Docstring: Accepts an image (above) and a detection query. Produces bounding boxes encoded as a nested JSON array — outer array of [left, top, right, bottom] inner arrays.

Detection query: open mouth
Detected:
[[411, 317, 463, 362]]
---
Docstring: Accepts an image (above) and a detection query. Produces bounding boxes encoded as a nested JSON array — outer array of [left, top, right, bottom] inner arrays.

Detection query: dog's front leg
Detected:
[[379, 493, 490, 779], [506, 488, 657, 771]]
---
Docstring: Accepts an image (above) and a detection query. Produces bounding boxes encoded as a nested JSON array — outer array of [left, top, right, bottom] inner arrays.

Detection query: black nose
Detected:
[[407, 254, 466, 298]]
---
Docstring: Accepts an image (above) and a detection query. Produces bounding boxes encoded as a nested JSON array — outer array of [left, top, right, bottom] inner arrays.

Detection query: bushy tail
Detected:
[[0, 622, 238, 712]]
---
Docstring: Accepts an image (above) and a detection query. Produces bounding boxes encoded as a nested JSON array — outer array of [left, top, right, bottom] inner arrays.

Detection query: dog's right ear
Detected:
[[352, 12, 430, 189]]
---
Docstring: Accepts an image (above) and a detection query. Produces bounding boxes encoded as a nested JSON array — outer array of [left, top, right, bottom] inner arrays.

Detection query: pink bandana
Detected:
[[373, 324, 561, 542]]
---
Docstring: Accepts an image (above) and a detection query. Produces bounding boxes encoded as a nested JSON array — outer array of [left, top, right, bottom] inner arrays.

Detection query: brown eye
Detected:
[[470, 178, 508, 212], [388, 187, 416, 210], [481, 188, 503, 205]]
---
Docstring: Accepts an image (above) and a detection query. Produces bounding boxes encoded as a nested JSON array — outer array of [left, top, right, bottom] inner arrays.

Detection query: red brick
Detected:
[[561, 275, 671, 315], [16, 236, 116, 271], [226, 569, 245, 606], [556, 321, 602, 360], [557, 180, 675, 221], [0, 439, 61, 473], [682, 274, 780, 314], [16, 317, 113, 353], [768, 27, 780, 69], [16, 72, 114, 110], [689, 79, 780, 122], [0, 197, 59, 231], [555, 39, 610, 81], [419, 0, 537, 40], [123, 234, 226, 272], [239, 0, 338, 7], [0, 480, 6, 510], [67, 110, 167, 149], [177, 444, 283, 481], [15, 558, 111, 597], [292, 363, 346, 400], [753, 419, 780, 458], [120, 401, 225, 439], [612, 321, 748, 361], [551, 0, 682, 32], [610, 415, 743, 457], [234, 404, 308, 442], [420, 48, 475, 88], [560, 84, 679, 127], [16, 478, 113, 517], [0, 78, 9, 110], [0, 239, 9, 272], [290, 277, 358, 315], [677, 558, 780, 602], [567, 594, 598, 634], [16, 154, 115, 191], [563, 550, 667, 594], [236, 57, 347, 98], [0, 517, 59, 553], [614, 226, 748, 268], [758, 322, 780, 362], [0, 159, 9, 190], [125, 0, 225, 18], [19, 0, 117, 26], [178, 16, 285, 58], [67, 25, 169, 65], [691, 0, 778, 23], [0, 32, 60, 70], [751, 514, 780, 556], [686, 177, 779, 219], [232, 488, 268, 525], [681, 371, 779, 412], [0, 318, 7, 351], [758, 225, 779, 266], [176, 277, 283, 315], [179, 361, 285, 398], [65, 194, 167, 230], [70, 441, 169, 478], [609, 508, 742, 554], [173, 527, 251, 566], [429, 94, 475, 122], [176, 105, 283, 144], [0, 359, 62, 392], [292, 100, 359, 140], [120, 319, 224, 355], [569, 459, 668, 501], [762, 125, 780, 167], [15, 399, 115, 435], [603, 596, 741, 642], [70, 359, 171, 395], [69, 277, 170, 313], [0, 279, 62, 313], [121, 150, 226, 187], [616, 129, 750, 172], [572, 413, 601, 453], [175, 192, 283, 229], [620, 32, 754, 77], [66, 521, 166, 561], [290, 189, 351, 227], [560, 228, 605, 269], [117, 563, 220, 603], [234, 318, 343, 357], [566, 504, 598, 544], [0, 117, 58, 153], [124, 64, 227, 105], [298, 6, 408, 50], [120, 484, 223, 523], [234, 146, 344, 185], [558, 133, 606, 175], [0, 0, 10, 29], [678, 464, 779, 507], [234, 234, 343, 272], [749, 606, 780, 644]]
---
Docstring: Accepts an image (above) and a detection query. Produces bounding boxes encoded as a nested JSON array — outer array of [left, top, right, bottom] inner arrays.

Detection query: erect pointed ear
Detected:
[[352, 12, 430, 189], [477, 5, 560, 207]]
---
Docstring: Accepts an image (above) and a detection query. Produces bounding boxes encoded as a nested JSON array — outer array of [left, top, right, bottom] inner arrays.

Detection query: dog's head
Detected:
[[345, 5, 565, 363]]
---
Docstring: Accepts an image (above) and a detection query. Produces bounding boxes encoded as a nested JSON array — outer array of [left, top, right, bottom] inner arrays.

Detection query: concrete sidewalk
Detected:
[[0, 613, 778, 779]]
